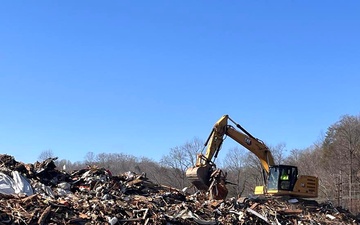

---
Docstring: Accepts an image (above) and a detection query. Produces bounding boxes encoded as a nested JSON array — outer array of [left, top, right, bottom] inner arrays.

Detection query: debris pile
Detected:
[[0, 154, 358, 224]]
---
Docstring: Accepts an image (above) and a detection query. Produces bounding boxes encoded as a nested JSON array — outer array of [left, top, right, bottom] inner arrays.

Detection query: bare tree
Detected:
[[136, 157, 166, 184], [322, 114, 360, 211], [243, 151, 264, 193], [56, 159, 73, 171], [84, 151, 96, 164], [269, 142, 287, 165], [281, 114, 360, 212], [222, 147, 247, 197], [160, 137, 204, 188], [38, 149, 55, 161]]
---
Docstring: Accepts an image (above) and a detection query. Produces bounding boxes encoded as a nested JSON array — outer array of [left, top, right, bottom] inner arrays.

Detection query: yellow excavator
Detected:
[[185, 115, 318, 200]]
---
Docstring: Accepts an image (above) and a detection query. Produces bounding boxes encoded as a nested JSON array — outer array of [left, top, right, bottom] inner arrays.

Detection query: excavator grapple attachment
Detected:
[[210, 182, 228, 200], [186, 165, 229, 200], [185, 165, 211, 191], [208, 168, 228, 200]]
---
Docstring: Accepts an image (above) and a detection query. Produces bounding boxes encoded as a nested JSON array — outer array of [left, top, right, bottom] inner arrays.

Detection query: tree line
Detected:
[[39, 113, 360, 213]]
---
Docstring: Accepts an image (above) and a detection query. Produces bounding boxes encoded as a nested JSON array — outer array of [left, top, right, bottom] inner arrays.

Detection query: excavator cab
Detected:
[[267, 165, 298, 192], [258, 165, 318, 198]]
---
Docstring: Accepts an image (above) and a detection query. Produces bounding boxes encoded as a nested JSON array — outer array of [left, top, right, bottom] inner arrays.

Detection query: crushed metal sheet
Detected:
[[246, 208, 269, 223]]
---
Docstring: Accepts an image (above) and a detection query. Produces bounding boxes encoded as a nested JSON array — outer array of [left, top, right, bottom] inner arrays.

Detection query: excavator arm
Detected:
[[224, 117, 275, 173], [186, 115, 274, 199], [194, 115, 274, 172]]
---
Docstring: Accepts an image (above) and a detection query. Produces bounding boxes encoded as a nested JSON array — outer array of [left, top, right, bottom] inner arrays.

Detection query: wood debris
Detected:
[[0, 154, 358, 224]]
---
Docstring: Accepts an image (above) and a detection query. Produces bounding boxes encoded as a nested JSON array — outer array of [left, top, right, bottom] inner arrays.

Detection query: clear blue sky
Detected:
[[0, 1, 359, 164]]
